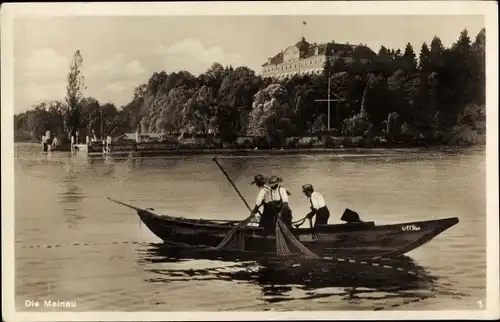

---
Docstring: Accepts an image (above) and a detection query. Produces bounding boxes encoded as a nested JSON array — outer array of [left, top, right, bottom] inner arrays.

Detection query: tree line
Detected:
[[14, 28, 485, 147]]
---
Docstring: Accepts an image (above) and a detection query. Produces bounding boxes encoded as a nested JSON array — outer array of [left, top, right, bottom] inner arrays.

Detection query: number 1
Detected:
[[477, 300, 483, 309]]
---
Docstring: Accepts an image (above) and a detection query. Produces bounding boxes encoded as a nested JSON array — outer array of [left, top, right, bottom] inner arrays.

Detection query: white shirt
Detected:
[[268, 186, 289, 203], [309, 191, 326, 210], [255, 185, 271, 207]]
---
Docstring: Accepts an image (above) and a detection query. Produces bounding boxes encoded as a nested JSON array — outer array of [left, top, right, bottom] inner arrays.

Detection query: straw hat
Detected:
[[251, 174, 266, 185], [269, 176, 284, 187], [302, 184, 314, 192]]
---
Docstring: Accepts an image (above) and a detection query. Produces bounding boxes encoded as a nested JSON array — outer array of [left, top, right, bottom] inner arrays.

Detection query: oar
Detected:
[[212, 158, 254, 212], [106, 197, 144, 211], [212, 158, 262, 249]]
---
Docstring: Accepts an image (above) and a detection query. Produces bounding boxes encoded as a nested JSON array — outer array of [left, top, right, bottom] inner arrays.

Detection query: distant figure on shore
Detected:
[[41, 135, 48, 152], [70, 135, 76, 154], [51, 136, 59, 149], [302, 184, 330, 228]]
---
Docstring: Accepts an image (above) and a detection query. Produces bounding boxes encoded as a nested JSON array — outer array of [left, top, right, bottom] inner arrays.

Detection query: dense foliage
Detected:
[[15, 28, 486, 147]]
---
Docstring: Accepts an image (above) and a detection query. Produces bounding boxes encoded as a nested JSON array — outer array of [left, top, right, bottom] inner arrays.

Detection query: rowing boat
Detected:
[[109, 198, 459, 259]]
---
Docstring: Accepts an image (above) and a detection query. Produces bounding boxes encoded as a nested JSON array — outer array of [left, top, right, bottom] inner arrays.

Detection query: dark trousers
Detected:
[[259, 203, 293, 232], [259, 204, 274, 233], [314, 207, 330, 227]]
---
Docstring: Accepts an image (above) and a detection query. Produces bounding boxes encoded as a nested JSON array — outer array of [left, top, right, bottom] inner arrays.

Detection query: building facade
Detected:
[[261, 37, 375, 79]]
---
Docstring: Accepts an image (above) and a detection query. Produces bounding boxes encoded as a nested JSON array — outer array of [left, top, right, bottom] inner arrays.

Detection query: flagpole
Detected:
[[327, 74, 331, 131]]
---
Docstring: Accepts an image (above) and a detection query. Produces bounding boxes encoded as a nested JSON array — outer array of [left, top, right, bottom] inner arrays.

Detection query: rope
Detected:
[[316, 256, 436, 310], [218, 256, 436, 311], [291, 216, 308, 226], [18, 241, 153, 249]]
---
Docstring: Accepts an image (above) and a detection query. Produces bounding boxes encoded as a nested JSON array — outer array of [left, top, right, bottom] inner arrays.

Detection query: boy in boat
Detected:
[[302, 184, 330, 228]]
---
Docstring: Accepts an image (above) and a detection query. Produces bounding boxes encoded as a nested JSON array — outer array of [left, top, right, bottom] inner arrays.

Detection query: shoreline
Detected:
[[14, 141, 485, 157]]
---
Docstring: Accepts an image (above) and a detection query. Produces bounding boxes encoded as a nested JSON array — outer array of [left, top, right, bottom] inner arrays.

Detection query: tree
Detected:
[[46, 100, 66, 139], [133, 84, 147, 101], [470, 28, 486, 105], [183, 85, 216, 134], [216, 66, 263, 137], [146, 71, 168, 96], [402, 43, 417, 73], [101, 102, 123, 136], [247, 84, 296, 147], [418, 42, 431, 73], [26, 103, 50, 140], [64, 50, 87, 141], [322, 56, 333, 76], [79, 97, 101, 137], [429, 35, 444, 71], [362, 73, 391, 127], [387, 69, 408, 118]]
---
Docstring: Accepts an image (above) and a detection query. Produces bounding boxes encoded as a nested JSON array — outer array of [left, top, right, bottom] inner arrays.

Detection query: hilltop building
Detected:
[[261, 37, 376, 79]]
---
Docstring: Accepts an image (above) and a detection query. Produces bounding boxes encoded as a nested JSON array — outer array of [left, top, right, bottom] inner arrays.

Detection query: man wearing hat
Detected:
[[249, 174, 271, 227], [249, 174, 293, 231], [266, 176, 293, 228], [302, 184, 330, 227]]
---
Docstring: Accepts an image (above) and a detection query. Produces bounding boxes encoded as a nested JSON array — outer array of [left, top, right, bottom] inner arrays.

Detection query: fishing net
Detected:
[[215, 214, 255, 251], [217, 229, 246, 251], [275, 217, 319, 258], [215, 212, 319, 259]]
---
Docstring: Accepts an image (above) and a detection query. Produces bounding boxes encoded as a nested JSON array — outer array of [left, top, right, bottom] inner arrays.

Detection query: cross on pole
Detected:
[[314, 73, 347, 131]]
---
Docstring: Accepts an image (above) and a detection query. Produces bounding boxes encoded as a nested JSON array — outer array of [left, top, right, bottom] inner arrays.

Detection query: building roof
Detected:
[[262, 38, 375, 67]]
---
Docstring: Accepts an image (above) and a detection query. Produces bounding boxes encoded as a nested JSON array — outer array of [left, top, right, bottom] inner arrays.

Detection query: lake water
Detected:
[[13, 143, 487, 311]]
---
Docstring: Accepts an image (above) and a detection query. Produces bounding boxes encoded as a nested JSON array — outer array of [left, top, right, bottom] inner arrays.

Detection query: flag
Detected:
[[303, 21, 307, 25]]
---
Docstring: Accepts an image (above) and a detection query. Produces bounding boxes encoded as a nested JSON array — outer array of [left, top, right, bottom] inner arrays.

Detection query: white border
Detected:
[[1, 1, 499, 321]]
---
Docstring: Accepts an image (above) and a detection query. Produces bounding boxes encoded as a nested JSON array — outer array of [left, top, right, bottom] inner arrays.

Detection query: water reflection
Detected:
[[135, 243, 466, 309], [58, 167, 85, 227]]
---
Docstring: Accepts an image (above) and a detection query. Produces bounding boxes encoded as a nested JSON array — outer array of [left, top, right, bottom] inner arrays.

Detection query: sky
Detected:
[[12, 14, 485, 114]]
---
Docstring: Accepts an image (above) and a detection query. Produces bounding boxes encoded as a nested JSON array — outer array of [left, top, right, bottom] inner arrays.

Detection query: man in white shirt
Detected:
[[267, 176, 293, 228], [302, 184, 330, 227], [249, 175, 293, 232]]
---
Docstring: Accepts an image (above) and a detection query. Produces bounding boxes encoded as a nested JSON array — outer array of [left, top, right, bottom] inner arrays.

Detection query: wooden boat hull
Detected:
[[135, 208, 459, 259]]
